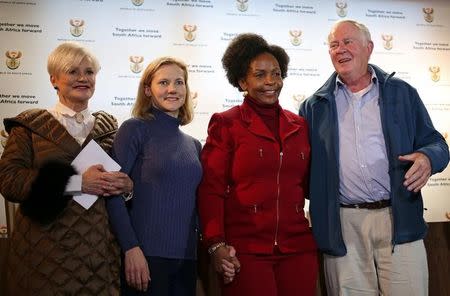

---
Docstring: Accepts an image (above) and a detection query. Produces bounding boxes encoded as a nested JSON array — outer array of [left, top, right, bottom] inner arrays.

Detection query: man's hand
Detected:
[[399, 152, 431, 192]]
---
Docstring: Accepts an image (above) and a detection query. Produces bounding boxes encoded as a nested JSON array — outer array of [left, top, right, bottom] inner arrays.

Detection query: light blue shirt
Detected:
[[335, 68, 390, 204]]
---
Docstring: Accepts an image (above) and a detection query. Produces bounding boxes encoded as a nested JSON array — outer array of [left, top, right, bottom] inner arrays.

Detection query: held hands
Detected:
[[102, 171, 133, 196], [223, 246, 240, 284], [125, 246, 151, 292], [399, 152, 432, 192], [211, 244, 241, 284], [81, 164, 133, 196]]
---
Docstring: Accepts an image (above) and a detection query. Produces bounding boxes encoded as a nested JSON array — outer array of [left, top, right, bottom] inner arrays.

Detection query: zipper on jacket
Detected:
[[380, 71, 398, 253], [274, 151, 283, 246]]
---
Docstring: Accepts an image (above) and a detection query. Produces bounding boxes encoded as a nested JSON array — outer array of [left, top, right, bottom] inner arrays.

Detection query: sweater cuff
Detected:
[[122, 238, 141, 253], [65, 174, 82, 195]]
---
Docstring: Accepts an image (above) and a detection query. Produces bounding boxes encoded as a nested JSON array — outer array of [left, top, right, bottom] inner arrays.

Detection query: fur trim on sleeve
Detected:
[[21, 160, 77, 225]]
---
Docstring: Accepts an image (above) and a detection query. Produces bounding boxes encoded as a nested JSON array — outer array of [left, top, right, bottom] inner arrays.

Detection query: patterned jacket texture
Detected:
[[0, 109, 120, 295]]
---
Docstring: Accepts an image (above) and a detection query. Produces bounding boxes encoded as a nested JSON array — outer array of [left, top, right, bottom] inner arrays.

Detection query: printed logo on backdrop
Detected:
[[5, 50, 22, 70], [236, 0, 249, 12], [69, 18, 85, 37], [131, 0, 144, 6], [1, 130, 8, 149], [429, 66, 440, 82], [422, 8, 434, 23], [129, 56, 144, 74], [336, 0, 347, 17], [381, 34, 393, 50], [191, 91, 198, 109], [292, 94, 306, 111], [289, 30, 302, 46], [190, 91, 209, 115], [183, 25, 197, 42]]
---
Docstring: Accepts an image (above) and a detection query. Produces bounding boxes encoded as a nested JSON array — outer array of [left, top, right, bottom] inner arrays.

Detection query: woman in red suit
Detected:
[[198, 33, 318, 296]]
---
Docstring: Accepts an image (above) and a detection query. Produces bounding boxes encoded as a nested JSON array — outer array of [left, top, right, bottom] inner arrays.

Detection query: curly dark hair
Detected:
[[222, 33, 289, 91]]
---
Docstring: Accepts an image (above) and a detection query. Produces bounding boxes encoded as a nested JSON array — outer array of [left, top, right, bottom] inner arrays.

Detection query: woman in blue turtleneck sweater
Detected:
[[106, 57, 202, 296]]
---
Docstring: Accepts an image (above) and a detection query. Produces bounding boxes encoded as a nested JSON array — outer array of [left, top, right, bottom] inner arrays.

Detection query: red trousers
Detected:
[[222, 249, 318, 296]]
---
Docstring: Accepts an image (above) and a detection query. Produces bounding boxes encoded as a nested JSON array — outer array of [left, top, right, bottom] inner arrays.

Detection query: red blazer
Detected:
[[198, 101, 317, 254]]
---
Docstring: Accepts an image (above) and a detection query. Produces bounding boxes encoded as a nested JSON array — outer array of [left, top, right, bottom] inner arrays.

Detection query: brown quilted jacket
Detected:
[[0, 109, 120, 295]]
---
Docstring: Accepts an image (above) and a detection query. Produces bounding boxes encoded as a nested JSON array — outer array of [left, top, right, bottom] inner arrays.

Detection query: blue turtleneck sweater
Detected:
[[106, 109, 202, 259]]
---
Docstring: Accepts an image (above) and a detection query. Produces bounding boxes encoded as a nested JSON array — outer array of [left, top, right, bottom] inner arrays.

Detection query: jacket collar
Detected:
[[5, 109, 82, 155], [239, 100, 300, 142], [314, 64, 395, 101], [5, 109, 117, 156]]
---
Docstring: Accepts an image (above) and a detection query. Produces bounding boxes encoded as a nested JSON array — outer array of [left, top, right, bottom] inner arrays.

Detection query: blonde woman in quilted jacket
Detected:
[[0, 42, 132, 295]]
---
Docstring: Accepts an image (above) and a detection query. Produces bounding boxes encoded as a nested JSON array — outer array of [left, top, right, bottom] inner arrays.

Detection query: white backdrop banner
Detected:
[[1, 0, 449, 236]]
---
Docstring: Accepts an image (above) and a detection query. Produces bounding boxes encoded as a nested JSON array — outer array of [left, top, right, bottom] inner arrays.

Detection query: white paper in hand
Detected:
[[71, 140, 121, 209]]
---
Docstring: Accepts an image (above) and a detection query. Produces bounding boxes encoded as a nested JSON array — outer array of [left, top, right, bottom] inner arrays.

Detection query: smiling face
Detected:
[[50, 57, 96, 111], [328, 22, 373, 84], [238, 52, 283, 105], [145, 63, 186, 118]]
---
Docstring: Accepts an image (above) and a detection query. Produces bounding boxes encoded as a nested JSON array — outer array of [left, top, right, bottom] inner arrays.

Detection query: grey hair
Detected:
[[328, 19, 372, 44]]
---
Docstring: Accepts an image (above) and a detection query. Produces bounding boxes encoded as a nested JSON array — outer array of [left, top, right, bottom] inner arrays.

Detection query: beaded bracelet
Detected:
[[208, 242, 226, 255]]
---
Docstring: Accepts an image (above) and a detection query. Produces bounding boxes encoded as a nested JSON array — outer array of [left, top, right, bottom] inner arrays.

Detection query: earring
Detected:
[[242, 90, 248, 97]]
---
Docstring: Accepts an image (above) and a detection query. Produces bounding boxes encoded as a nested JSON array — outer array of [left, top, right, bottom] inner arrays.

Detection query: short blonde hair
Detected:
[[47, 42, 100, 76], [132, 57, 193, 125], [328, 19, 372, 44]]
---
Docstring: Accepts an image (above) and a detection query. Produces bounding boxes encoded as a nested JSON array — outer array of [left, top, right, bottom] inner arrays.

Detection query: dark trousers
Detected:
[[121, 256, 197, 296]]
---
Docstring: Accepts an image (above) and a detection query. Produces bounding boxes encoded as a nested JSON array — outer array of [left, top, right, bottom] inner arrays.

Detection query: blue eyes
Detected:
[[158, 80, 185, 86]]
